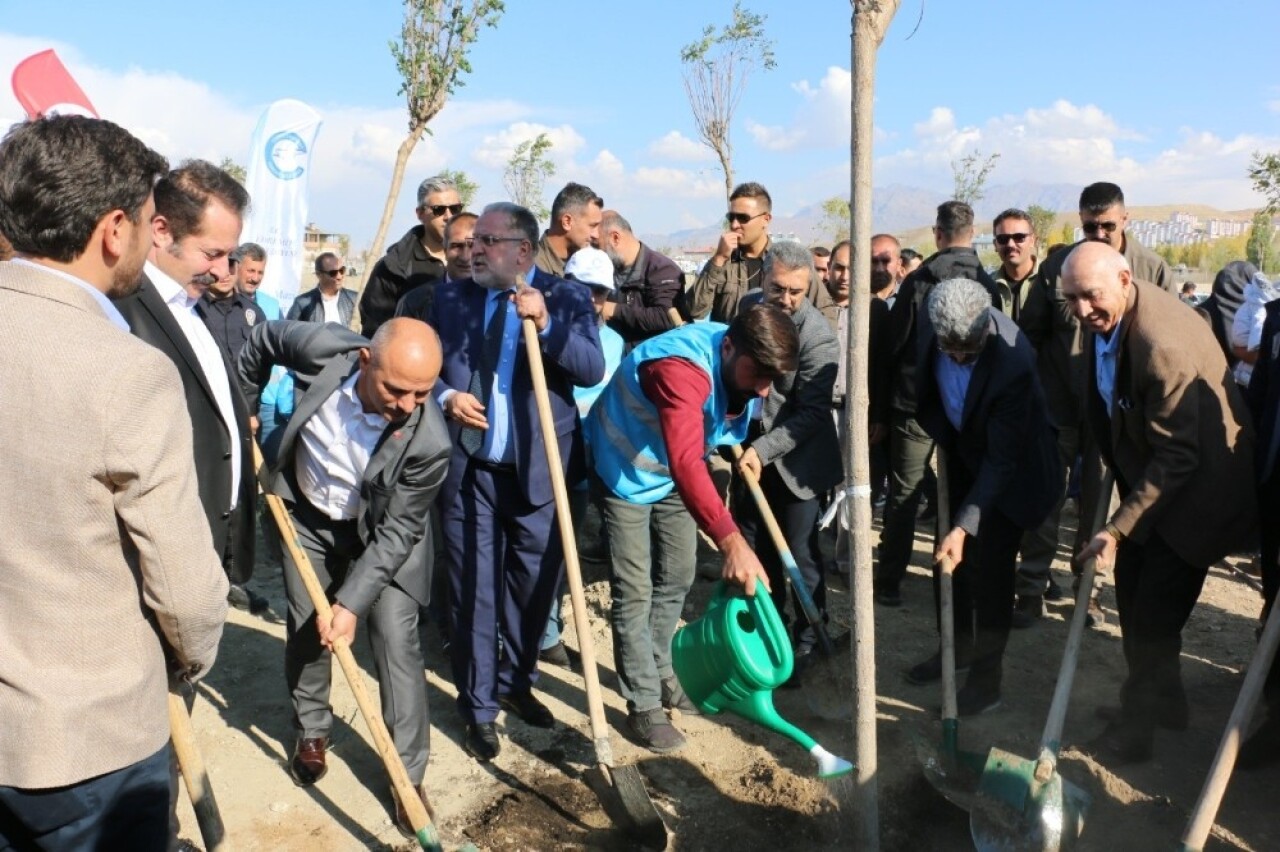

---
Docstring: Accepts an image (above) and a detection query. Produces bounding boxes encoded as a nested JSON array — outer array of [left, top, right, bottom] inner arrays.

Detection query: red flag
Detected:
[[11, 49, 98, 120]]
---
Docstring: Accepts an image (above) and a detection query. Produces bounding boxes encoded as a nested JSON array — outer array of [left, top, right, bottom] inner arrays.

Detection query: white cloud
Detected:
[[647, 130, 714, 162], [472, 121, 586, 170], [631, 167, 722, 199], [747, 66, 852, 151]]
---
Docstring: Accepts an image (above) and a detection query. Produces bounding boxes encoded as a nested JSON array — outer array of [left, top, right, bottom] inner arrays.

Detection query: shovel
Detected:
[[913, 448, 988, 810], [520, 311, 667, 849], [253, 441, 464, 852], [1180, 576, 1280, 850], [169, 688, 232, 851], [969, 473, 1114, 852]]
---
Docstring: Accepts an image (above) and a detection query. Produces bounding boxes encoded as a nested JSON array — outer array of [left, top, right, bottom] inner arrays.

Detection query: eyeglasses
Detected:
[[1081, 221, 1119, 235], [995, 232, 1030, 247], [725, 211, 768, 226], [472, 234, 526, 247], [447, 238, 474, 251], [320, 267, 346, 277], [424, 203, 464, 218]]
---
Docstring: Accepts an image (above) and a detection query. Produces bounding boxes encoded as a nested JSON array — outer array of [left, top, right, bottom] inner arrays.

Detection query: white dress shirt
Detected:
[[145, 261, 241, 509], [295, 372, 386, 520], [321, 293, 341, 325]]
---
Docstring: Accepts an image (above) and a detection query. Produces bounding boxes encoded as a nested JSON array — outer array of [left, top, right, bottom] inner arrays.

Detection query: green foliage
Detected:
[[439, 168, 479, 207], [951, 150, 999, 206], [1248, 150, 1280, 213], [821, 196, 851, 243], [1247, 209, 1277, 271], [680, 2, 776, 198], [390, 0, 504, 135], [1026, 205, 1056, 242], [503, 133, 555, 222], [1053, 222, 1076, 248], [218, 156, 247, 185]]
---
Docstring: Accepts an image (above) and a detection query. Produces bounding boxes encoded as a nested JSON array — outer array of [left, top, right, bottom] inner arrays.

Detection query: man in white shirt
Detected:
[[113, 160, 260, 614], [288, 252, 357, 326]]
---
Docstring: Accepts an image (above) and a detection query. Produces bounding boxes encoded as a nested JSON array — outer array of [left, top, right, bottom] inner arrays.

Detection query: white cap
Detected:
[[564, 247, 615, 291]]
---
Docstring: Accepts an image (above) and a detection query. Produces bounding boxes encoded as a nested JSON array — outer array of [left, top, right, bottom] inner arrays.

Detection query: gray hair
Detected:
[[763, 239, 816, 278], [235, 242, 266, 262], [482, 201, 539, 245], [927, 278, 992, 345], [416, 173, 458, 206], [600, 209, 633, 235]]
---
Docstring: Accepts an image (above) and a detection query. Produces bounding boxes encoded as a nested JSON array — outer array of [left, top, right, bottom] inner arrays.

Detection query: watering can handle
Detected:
[[716, 581, 792, 670]]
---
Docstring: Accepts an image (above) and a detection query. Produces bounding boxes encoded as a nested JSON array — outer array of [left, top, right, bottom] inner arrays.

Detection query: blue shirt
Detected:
[[478, 267, 550, 464], [1095, 324, 1123, 418], [934, 350, 975, 431]]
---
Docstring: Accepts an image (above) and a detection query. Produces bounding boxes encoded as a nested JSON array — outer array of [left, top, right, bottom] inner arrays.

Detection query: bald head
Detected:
[[1061, 241, 1133, 335], [357, 317, 443, 421]]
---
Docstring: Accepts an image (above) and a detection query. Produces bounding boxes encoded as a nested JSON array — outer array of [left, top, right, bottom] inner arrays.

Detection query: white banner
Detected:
[[240, 99, 323, 312]]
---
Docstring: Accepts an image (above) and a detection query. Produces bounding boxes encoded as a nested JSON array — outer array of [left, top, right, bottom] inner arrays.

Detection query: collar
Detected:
[[341, 371, 384, 425], [10, 258, 131, 332], [145, 260, 198, 310]]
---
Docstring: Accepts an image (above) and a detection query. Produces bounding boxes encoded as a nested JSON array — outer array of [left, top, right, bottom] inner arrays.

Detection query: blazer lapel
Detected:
[[138, 278, 220, 412], [365, 405, 422, 487]]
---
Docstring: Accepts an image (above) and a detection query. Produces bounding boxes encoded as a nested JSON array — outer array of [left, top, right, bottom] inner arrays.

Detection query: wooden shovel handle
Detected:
[[169, 690, 231, 851], [253, 442, 443, 851]]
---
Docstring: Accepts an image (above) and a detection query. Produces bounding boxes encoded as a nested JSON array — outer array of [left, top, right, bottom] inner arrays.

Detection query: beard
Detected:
[[107, 252, 148, 298], [870, 269, 894, 294]]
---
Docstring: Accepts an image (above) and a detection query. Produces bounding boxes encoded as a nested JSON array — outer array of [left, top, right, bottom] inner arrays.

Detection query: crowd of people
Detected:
[[3, 113, 1278, 848]]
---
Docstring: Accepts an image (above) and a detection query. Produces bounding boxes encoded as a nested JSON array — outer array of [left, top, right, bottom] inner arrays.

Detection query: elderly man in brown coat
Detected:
[[1064, 242, 1256, 764]]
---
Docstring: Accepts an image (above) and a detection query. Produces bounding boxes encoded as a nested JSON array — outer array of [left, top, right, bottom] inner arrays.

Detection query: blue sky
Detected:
[[1, 0, 1277, 251]]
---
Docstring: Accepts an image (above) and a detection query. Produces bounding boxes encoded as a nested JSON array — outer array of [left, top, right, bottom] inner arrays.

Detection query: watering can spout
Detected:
[[727, 690, 817, 752]]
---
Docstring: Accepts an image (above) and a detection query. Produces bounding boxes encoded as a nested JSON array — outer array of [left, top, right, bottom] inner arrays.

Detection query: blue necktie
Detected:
[[460, 291, 511, 456]]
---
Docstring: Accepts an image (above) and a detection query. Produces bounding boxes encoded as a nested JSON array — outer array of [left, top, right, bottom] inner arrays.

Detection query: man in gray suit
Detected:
[[734, 240, 842, 683], [0, 117, 228, 849], [238, 317, 450, 835]]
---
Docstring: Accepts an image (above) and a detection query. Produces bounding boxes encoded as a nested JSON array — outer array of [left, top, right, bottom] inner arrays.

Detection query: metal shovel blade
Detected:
[[584, 763, 668, 850], [970, 746, 1089, 852], [910, 724, 987, 813]]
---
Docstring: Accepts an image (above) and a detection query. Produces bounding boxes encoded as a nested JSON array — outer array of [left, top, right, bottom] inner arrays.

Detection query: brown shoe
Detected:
[[289, 736, 328, 786], [394, 783, 436, 838]]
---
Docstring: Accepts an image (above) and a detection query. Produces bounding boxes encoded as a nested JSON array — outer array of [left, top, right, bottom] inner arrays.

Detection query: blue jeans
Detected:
[[0, 744, 171, 851]]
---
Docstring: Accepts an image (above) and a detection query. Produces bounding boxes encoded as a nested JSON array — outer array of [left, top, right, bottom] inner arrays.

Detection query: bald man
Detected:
[[1064, 242, 1256, 764], [237, 317, 450, 834]]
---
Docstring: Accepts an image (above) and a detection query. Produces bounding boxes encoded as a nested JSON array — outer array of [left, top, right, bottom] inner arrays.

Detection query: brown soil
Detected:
[[176, 503, 1280, 851]]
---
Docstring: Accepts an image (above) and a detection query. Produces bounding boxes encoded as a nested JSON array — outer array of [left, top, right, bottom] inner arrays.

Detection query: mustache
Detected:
[[191, 272, 218, 288]]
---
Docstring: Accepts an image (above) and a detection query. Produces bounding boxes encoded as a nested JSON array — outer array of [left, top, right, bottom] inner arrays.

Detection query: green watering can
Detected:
[[672, 582, 853, 779]]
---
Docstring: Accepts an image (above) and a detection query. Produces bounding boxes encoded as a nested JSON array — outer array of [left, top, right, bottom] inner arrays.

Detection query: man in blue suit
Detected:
[[427, 202, 604, 761]]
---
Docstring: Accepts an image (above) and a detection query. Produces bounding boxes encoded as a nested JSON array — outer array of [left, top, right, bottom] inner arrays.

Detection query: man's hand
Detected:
[[513, 286, 549, 331], [249, 414, 260, 435], [868, 422, 887, 445], [319, 604, 357, 650], [712, 231, 742, 265], [1076, 529, 1118, 573], [736, 446, 763, 482], [445, 392, 488, 429], [935, 526, 966, 568], [720, 531, 772, 596]]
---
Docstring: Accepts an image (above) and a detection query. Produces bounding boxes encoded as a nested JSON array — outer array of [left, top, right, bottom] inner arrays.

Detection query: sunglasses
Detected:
[[447, 238, 474, 251], [994, 232, 1030, 247], [320, 267, 346, 277], [426, 203, 464, 218], [725, 211, 768, 226], [1082, 220, 1119, 235], [472, 234, 526, 247]]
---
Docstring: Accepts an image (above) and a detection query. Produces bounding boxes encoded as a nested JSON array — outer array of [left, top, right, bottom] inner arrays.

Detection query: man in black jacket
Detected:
[[874, 201, 1001, 606], [598, 209, 686, 349], [358, 174, 456, 336]]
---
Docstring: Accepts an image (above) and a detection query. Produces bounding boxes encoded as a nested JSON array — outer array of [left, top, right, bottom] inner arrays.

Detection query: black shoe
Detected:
[[465, 722, 501, 762], [289, 737, 329, 786], [627, 708, 686, 754], [1094, 703, 1189, 732], [228, 583, 270, 615], [1087, 721, 1153, 765], [538, 640, 571, 668], [956, 684, 1002, 717], [498, 690, 555, 728], [1010, 595, 1044, 630], [1044, 578, 1065, 602], [874, 583, 902, 607], [1238, 716, 1280, 770], [661, 677, 702, 715], [905, 651, 970, 685]]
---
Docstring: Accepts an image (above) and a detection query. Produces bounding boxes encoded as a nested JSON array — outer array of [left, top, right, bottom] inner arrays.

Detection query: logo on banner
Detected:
[[264, 131, 308, 180]]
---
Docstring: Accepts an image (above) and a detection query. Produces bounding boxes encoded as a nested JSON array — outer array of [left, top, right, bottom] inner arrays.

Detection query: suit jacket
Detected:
[[428, 270, 605, 507], [916, 308, 1061, 536], [114, 275, 257, 582], [288, 285, 357, 327], [739, 293, 842, 500], [0, 262, 227, 789], [1247, 300, 1280, 486], [238, 320, 452, 618], [1083, 281, 1257, 567]]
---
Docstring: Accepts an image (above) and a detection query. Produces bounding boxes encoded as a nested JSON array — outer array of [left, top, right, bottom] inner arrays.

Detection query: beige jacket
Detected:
[[0, 262, 228, 788]]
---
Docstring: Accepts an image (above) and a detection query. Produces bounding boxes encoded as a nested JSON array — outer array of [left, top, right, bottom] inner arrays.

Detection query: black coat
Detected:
[[359, 225, 445, 338], [113, 276, 256, 582]]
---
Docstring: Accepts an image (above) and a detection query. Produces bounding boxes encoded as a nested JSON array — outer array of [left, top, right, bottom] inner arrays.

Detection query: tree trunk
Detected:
[[845, 2, 898, 849], [353, 129, 423, 328], [715, 141, 734, 203]]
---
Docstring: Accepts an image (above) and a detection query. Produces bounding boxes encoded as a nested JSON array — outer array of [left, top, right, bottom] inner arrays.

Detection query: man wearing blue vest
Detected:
[[587, 302, 799, 753]]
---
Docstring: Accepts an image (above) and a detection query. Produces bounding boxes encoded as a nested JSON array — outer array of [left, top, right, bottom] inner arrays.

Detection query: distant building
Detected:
[[298, 223, 352, 293]]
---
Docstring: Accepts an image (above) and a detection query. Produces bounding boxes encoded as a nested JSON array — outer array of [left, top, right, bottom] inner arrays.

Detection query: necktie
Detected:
[[460, 290, 511, 455]]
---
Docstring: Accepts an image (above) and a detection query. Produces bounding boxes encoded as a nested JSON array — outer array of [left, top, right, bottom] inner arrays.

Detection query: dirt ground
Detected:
[[177, 502, 1280, 851]]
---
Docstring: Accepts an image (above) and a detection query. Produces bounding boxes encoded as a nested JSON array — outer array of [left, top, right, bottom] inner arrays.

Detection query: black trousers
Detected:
[[1113, 531, 1207, 728], [1257, 472, 1280, 709], [930, 458, 1023, 693], [733, 465, 826, 652]]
